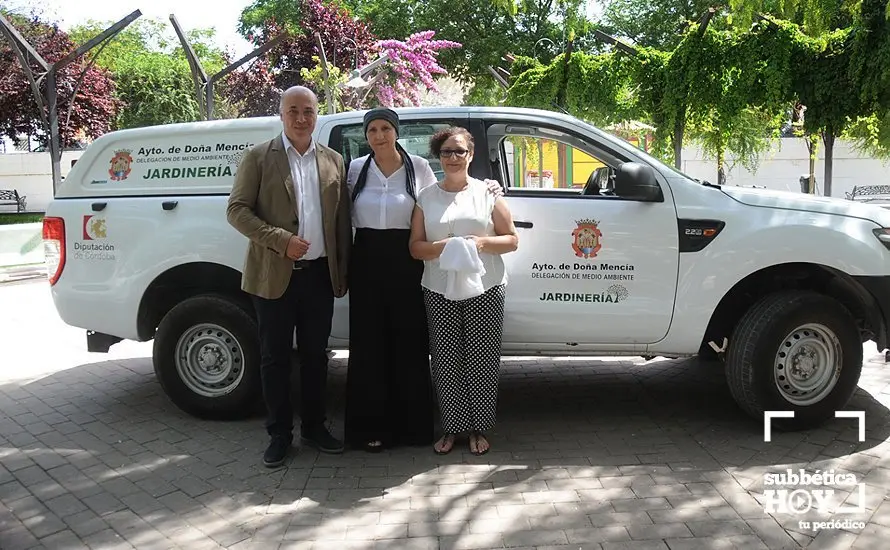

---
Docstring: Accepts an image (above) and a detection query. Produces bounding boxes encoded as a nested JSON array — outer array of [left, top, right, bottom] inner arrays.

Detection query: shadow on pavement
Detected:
[[1, 353, 888, 549]]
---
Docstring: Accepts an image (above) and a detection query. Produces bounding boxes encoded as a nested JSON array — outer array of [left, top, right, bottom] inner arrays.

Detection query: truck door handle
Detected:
[[162, 201, 178, 211], [91, 202, 106, 211], [515, 220, 533, 228]]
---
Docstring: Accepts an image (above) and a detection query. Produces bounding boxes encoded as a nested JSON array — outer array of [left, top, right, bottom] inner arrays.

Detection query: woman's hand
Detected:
[[465, 235, 486, 254]]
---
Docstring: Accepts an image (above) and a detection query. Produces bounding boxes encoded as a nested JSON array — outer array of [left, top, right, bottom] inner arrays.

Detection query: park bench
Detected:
[[0, 189, 27, 212], [845, 184, 890, 206]]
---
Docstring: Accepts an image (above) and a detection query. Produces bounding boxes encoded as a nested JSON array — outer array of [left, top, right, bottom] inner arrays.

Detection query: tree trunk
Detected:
[[673, 118, 683, 169], [806, 136, 818, 194], [822, 131, 835, 198], [717, 147, 725, 185]]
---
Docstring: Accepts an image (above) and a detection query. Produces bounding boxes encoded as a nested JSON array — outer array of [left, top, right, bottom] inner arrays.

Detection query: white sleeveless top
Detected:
[[416, 177, 507, 295]]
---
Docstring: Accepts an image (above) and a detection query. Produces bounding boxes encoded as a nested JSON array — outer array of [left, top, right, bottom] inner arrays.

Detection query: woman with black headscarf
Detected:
[[343, 108, 439, 452]]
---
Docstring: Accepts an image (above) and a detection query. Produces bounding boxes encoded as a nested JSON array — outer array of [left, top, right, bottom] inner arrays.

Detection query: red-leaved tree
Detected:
[[0, 12, 119, 148], [227, 0, 377, 116], [224, 56, 282, 118]]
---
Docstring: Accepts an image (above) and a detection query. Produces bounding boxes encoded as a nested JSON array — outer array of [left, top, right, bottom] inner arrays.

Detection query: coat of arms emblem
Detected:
[[108, 150, 133, 181], [571, 218, 602, 259]]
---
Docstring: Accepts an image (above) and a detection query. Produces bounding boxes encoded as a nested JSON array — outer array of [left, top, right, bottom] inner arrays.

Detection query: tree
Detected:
[[297, 31, 462, 111], [372, 31, 461, 107], [727, 1, 869, 196], [845, 0, 890, 162], [232, 0, 377, 116], [239, 0, 304, 44], [0, 10, 119, 148], [225, 57, 283, 118], [69, 18, 232, 129], [728, 0, 857, 34], [344, 0, 581, 104], [600, 0, 720, 49], [504, 13, 799, 178]]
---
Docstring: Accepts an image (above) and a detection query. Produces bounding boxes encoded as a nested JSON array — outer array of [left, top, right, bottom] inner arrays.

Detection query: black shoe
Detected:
[[263, 436, 292, 468], [301, 426, 345, 454]]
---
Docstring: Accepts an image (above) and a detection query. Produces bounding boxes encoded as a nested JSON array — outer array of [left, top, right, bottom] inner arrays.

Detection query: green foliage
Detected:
[[0, 213, 44, 225], [298, 56, 349, 113], [504, 54, 566, 110], [565, 52, 634, 126], [728, 0, 857, 35], [850, 0, 890, 117], [238, 0, 304, 43], [463, 79, 506, 106], [600, 0, 720, 49], [845, 112, 890, 160], [346, 0, 415, 39], [793, 27, 857, 137], [69, 19, 230, 129], [502, 8, 879, 176], [345, 0, 578, 90]]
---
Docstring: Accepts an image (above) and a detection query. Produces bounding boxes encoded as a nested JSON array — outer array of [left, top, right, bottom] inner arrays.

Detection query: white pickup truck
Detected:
[[42, 106, 890, 431]]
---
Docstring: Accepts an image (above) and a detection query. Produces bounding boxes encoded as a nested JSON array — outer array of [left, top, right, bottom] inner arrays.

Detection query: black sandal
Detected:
[[364, 440, 384, 453], [433, 433, 455, 455], [470, 432, 490, 456]]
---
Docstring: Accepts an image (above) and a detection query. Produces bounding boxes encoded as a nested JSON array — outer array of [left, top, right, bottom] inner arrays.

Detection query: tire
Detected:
[[725, 290, 862, 431], [152, 294, 261, 419]]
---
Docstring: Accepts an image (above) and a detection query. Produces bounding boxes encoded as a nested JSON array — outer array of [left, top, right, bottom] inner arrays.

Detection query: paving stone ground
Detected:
[[2, 278, 890, 549]]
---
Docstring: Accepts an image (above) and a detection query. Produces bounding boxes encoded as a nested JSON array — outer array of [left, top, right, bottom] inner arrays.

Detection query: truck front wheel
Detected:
[[725, 290, 862, 431], [153, 294, 260, 419]]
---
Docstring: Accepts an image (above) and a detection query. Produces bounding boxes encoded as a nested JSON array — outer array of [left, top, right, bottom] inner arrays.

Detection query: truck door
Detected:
[[481, 119, 680, 345]]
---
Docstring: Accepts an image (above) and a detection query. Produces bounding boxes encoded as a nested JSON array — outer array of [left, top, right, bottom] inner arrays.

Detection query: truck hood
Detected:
[[720, 185, 890, 227]]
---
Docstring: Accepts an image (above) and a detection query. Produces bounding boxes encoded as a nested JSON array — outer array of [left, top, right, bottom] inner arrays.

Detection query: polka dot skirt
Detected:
[[422, 284, 506, 434]]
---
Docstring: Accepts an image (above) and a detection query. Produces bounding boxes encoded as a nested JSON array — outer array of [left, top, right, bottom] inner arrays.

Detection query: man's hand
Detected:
[[484, 179, 504, 197], [286, 235, 310, 260]]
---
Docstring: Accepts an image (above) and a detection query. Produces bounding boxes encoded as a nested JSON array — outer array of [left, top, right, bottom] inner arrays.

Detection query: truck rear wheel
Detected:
[[725, 290, 862, 431], [153, 294, 260, 419]]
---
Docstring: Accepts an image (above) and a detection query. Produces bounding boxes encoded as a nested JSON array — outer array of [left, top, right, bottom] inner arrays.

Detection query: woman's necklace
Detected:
[[441, 188, 462, 238], [439, 179, 468, 238]]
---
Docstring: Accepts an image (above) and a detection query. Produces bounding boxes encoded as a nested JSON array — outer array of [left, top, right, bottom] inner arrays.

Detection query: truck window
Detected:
[[331, 121, 456, 181], [487, 123, 630, 199]]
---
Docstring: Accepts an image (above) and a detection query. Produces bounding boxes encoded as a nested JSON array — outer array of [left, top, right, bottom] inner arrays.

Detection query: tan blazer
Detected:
[[226, 135, 351, 300]]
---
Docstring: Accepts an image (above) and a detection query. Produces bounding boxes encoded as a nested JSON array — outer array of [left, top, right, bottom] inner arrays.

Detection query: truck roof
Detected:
[[55, 106, 644, 199]]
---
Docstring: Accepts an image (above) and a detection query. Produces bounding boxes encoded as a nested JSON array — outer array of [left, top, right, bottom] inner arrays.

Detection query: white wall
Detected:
[[680, 138, 890, 198], [0, 151, 83, 213]]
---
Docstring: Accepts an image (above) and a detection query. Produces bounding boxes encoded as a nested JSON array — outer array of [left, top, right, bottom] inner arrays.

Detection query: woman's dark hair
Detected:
[[429, 126, 475, 157]]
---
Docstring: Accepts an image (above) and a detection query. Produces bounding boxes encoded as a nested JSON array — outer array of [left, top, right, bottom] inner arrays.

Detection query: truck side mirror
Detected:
[[613, 162, 663, 202]]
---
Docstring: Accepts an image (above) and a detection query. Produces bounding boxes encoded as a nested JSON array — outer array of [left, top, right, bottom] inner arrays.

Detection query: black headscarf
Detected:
[[351, 108, 416, 202]]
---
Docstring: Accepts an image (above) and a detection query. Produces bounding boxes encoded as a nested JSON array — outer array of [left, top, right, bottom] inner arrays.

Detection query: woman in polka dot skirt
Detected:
[[409, 126, 519, 455]]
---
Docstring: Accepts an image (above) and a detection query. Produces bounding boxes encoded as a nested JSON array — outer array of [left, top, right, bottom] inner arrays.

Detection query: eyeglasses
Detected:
[[439, 149, 469, 159]]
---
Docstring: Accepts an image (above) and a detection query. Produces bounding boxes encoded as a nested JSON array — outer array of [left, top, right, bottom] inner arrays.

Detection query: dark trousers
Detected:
[[344, 229, 434, 447], [251, 257, 333, 440]]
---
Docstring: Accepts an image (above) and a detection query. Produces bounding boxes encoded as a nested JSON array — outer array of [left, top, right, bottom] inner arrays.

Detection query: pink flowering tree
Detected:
[[367, 31, 462, 108]]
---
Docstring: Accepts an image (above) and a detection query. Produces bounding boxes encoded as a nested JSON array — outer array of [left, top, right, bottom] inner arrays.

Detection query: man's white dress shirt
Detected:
[[282, 133, 326, 260]]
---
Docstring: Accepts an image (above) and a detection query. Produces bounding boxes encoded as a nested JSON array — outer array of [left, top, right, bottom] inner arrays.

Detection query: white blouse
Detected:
[[415, 177, 507, 295], [347, 154, 438, 229]]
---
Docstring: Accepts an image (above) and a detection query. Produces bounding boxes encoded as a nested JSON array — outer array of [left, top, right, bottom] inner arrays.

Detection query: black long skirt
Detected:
[[344, 228, 435, 448]]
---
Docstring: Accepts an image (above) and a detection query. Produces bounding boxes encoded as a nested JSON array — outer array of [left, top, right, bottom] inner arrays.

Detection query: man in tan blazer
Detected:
[[227, 86, 351, 468]]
